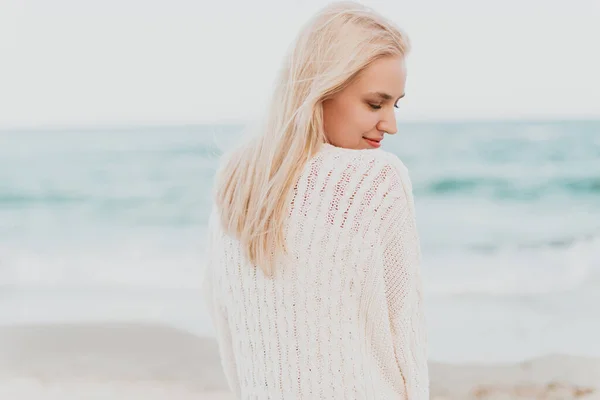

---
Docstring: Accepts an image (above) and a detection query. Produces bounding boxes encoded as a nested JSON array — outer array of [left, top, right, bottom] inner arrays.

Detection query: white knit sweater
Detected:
[[202, 143, 429, 399]]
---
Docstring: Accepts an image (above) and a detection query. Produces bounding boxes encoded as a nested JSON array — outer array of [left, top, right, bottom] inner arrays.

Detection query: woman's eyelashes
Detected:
[[368, 102, 400, 110]]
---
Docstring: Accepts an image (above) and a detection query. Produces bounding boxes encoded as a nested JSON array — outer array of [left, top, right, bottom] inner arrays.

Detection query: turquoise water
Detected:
[[1, 120, 599, 362]]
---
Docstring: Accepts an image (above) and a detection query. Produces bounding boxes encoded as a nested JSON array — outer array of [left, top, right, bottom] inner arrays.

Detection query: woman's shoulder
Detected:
[[318, 143, 410, 182]]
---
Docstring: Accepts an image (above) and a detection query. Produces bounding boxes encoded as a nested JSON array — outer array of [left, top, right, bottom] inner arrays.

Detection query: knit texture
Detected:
[[202, 143, 429, 399]]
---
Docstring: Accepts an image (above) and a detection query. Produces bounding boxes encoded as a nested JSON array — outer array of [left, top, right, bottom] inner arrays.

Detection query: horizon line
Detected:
[[1, 115, 599, 133]]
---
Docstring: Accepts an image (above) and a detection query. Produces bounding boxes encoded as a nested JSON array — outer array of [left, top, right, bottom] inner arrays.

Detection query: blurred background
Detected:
[[1, 0, 599, 397]]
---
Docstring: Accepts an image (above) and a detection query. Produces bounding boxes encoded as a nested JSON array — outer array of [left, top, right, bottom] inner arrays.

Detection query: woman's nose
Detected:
[[378, 110, 398, 135]]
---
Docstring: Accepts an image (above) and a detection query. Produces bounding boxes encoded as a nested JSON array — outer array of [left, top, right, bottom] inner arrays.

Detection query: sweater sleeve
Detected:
[[378, 159, 430, 399], [202, 210, 241, 398]]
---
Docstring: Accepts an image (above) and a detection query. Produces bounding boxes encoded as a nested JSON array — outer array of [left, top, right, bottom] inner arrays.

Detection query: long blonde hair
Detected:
[[214, 1, 411, 277]]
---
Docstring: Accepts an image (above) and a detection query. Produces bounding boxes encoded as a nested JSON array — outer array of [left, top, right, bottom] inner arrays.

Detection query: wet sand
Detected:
[[1, 322, 598, 399]]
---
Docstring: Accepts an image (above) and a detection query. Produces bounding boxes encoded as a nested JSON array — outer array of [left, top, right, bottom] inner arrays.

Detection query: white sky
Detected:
[[0, 0, 599, 129]]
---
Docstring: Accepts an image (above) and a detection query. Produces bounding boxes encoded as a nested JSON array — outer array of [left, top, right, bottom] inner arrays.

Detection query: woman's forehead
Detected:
[[353, 57, 406, 95]]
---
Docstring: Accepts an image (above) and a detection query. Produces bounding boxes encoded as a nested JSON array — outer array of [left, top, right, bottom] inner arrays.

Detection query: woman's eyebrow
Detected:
[[370, 92, 406, 101]]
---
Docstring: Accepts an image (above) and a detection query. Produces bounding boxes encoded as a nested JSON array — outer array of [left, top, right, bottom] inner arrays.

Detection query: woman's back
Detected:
[[203, 144, 429, 399]]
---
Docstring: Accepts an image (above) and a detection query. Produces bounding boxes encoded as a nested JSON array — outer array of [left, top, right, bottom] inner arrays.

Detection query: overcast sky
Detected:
[[1, 0, 599, 129]]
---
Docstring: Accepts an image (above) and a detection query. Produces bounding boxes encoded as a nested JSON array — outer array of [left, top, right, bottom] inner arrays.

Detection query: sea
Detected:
[[1, 120, 599, 364]]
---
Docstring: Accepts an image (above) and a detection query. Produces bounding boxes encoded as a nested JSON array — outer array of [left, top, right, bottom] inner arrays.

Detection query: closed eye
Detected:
[[367, 91, 405, 111], [369, 103, 399, 110]]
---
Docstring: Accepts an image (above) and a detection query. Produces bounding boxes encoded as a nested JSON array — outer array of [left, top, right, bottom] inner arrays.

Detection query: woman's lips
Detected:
[[363, 137, 382, 148]]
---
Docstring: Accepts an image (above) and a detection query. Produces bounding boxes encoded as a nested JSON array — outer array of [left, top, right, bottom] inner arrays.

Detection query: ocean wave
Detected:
[[0, 191, 185, 209], [0, 192, 86, 206], [420, 176, 600, 198], [424, 234, 600, 297], [464, 232, 600, 253], [0, 231, 208, 289], [2, 233, 599, 298]]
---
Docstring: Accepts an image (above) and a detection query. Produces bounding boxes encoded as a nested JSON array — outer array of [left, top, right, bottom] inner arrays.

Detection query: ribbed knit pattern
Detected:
[[202, 143, 429, 399]]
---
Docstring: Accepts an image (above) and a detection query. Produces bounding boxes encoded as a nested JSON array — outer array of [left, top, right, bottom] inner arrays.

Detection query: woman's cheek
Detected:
[[362, 111, 379, 133]]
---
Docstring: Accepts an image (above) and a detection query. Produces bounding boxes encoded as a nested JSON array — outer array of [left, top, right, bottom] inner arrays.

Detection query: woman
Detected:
[[202, 1, 429, 398]]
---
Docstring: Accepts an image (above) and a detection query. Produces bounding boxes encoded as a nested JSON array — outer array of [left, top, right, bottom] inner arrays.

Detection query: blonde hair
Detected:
[[214, 1, 411, 277]]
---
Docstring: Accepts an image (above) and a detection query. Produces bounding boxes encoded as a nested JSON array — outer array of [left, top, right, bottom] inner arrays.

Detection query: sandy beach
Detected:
[[0, 322, 598, 399]]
